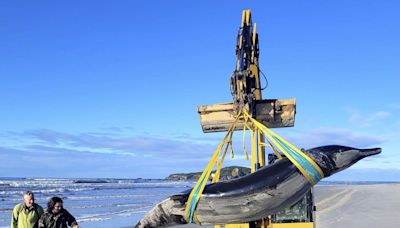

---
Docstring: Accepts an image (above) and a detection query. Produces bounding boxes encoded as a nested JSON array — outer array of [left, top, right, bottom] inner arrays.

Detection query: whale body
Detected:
[[135, 145, 381, 227]]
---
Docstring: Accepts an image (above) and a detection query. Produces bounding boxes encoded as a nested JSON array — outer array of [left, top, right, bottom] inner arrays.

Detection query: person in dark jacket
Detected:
[[38, 197, 78, 228]]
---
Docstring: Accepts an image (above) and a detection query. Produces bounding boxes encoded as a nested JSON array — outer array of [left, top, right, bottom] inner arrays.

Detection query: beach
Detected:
[[314, 184, 400, 228], [172, 183, 400, 228]]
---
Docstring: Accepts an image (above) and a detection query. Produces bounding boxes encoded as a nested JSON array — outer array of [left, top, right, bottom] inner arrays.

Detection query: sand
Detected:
[[170, 183, 400, 228], [315, 184, 400, 227]]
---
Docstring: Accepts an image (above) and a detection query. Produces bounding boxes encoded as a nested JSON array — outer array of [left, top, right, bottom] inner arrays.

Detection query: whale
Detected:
[[135, 145, 381, 227]]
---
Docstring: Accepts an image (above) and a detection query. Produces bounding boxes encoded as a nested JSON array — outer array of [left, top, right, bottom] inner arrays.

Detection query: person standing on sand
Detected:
[[11, 191, 45, 228], [38, 197, 79, 228]]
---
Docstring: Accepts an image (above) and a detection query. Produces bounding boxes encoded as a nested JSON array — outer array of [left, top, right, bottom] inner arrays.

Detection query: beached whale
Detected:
[[135, 145, 381, 227]]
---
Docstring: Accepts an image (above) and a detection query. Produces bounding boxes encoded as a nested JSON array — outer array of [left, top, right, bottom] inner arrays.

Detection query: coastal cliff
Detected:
[[166, 166, 250, 181]]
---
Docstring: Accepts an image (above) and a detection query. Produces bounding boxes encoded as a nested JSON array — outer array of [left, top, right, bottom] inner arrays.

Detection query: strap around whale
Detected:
[[242, 110, 325, 185], [184, 109, 325, 224], [184, 110, 242, 224]]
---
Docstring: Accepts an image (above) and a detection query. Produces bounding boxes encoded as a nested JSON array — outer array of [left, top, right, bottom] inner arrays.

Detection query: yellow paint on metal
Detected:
[[252, 22, 257, 62], [215, 223, 250, 228], [258, 131, 265, 167], [242, 122, 249, 160], [241, 10, 246, 27], [251, 129, 257, 173], [249, 64, 261, 100], [270, 222, 314, 228], [245, 9, 251, 26]]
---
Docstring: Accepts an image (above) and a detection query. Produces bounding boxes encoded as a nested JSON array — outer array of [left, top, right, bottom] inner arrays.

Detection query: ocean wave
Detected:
[[74, 180, 109, 184], [0, 208, 13, 212], [0, 187, 96, 196], [31, 178, 71, 181], [42, 187, 96, 193], [0, 190, 24, 195], [77, 216, 112, 222], [2, 181, 189, 190], [68, 202, 145, 209], [6, 181, 74, 188], [65, 193, 164, 200]]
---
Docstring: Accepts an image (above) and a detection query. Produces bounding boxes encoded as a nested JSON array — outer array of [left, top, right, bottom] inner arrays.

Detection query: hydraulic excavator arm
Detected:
[[197, 9, 314, 228], [230, 9, 260, 116], [197, 10, 296, 133]]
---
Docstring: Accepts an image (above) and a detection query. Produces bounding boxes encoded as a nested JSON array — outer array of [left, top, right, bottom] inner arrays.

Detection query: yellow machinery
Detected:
[[197, 10, 314, 228]]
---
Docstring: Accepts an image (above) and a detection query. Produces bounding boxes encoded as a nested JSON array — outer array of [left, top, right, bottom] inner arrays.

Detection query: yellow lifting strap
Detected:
[[184, 110, 242, 224], [184, 109, 324, 224], [242, 110, 324, 185]]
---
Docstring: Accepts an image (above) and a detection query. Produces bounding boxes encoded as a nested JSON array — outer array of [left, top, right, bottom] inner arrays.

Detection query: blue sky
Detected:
[[0, 1, 399, 181]]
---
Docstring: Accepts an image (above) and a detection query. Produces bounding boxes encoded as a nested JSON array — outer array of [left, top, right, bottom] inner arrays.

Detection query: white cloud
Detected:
[[284, 127, 384, 149], [348, 111, 391, 128], [12, 129, 218, 160], [1, 127, 394, 178]]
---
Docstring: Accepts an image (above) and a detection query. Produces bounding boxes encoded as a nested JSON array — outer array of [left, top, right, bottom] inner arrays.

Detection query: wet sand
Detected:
[[170, 184, 400, 228]]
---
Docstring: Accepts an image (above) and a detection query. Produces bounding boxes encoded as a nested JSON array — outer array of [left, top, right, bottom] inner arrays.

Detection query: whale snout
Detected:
[[360, 148, 382, 157]]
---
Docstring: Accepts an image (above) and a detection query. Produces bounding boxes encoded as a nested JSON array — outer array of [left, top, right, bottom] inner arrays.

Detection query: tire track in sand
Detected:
[[316, 188, 357, 221]]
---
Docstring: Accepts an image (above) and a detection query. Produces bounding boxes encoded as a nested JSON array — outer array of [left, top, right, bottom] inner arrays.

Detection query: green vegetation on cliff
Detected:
[[166, 166, 251, 181]]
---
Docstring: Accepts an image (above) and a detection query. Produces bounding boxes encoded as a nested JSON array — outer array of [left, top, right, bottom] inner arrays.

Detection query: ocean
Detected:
[[0, 177, 192, 228]]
